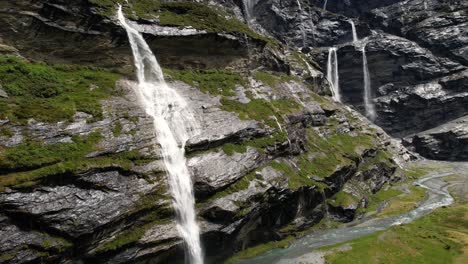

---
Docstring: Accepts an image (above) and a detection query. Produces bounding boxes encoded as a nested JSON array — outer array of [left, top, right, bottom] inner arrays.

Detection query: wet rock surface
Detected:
[[0, 0, 459, 263], [251, 0, 468, 159]]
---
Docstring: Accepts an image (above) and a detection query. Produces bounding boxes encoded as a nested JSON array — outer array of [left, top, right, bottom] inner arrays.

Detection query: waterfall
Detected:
[[349, 20, 358, 43], [326, 47, 341, 102], [323, 0, 328, 10], [243, 0, 255, 24], [362, 45, 376, 121], [296, 0, 306, 47], [117, 6, 204, 264]]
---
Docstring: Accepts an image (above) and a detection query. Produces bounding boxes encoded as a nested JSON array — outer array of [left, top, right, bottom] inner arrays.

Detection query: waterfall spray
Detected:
[[326, 47, 341, 102], [362, 45, 376, 121], [117, 6, 204, 264]]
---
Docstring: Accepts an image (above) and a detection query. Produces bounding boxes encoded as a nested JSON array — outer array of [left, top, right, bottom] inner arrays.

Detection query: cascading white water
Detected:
[[326, 47, 341, 102], [243, 0, 255, 24], [362, 45, 376, 121], [117, 6, 204, 264], [323, 0, 328, 10], [349, 20, 358, 43], [296, 0, 306, 47]]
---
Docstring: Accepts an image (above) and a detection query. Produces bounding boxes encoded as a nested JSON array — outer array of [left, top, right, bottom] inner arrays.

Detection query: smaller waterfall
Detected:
[[273, 116, 292, 147], [243, 0, 255, 24], [323, 0, 328, 10], [296, 0, 306, 47], [326, 47, 341, 102], [349, 20, 358, 43], [362, 45, 377, 121]]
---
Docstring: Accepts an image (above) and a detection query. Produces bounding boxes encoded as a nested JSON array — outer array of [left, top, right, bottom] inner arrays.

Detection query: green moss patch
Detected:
[[329, 190, 359, 208], [220, 98, 300, 128], [0, 56, 120, 124], [253, 71, 298, 89], [165, 69, 245, 96], [0, 132, 152, 189], [0, 132, 102, 172]]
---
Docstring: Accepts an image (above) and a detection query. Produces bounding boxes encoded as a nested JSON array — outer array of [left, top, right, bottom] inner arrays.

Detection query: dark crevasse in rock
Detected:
[[0, 0, 463, 263]]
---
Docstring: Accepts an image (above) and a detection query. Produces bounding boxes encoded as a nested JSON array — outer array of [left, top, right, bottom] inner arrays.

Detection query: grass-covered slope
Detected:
[[0, 56, 120, 124]]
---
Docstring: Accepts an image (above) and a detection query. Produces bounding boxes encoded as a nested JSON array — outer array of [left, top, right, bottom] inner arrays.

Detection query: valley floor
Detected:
[[296, 163, 467, 264], [231, 161, 468, 264]]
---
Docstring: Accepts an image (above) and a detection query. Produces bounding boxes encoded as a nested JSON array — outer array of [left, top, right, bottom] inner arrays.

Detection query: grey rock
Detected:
[[404, 115, 468, 160], [0, 86, 8, 98], [188, 147, 265, 196], [0, 170, 159, 238]]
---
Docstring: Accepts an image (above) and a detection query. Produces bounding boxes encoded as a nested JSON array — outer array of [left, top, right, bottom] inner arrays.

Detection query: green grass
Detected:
[[222, 143, 248, 156], [253, 71, 298, 89], [324, 203, 468, 264], [165, 69, 245, 96], [270, 161, 328, 190], [89, 1, 271, 42], [220, 98, 300, 128], [329, 190, 359, 208], [377, 185, 426, 218], [0, 132, 102, 172], [0, 131, 153, 189], [363, 186, 403, 214], [295, 130, 374, 180], [111, 121, 123, 137], [0, 56, 120, 124], [225, 236, 294, 264]]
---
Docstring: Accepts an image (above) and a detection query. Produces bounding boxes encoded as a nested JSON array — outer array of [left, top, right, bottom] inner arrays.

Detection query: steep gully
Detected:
[[237, 162, 464, 263]]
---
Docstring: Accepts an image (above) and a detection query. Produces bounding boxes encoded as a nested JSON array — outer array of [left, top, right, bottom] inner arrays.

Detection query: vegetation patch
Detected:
[[0, 56, 120, 124], [0, 132, 103, 172], [90, 1, 270, 42], [165, 69, 245, 96], [361, 186, 403, 214], [271, 161, 327, 190], [0, 132, 152, 190], [253, 71, 298, 89], [225, 236, 294, 264], [324, 203, 468, 264], [377, 185, 426, 218], [329, 190, 359, 208], [220, 97, 300, 128]]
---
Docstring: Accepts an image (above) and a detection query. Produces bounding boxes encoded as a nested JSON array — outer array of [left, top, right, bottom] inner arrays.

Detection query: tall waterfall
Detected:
[[117, 6, 204, 264], [362, 46, 376, 121], [326, 47, 341, 102], [349, 20, 358, 43]]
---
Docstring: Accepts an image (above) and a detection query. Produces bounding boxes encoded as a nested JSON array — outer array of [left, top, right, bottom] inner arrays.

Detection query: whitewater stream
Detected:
[[238, 162, 465, 264], [117, 6, 204, 264]]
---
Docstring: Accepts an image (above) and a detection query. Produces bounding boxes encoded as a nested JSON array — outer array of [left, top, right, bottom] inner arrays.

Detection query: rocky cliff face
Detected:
[[0, 0, 456, 263], [247, 0, 468, 160]]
